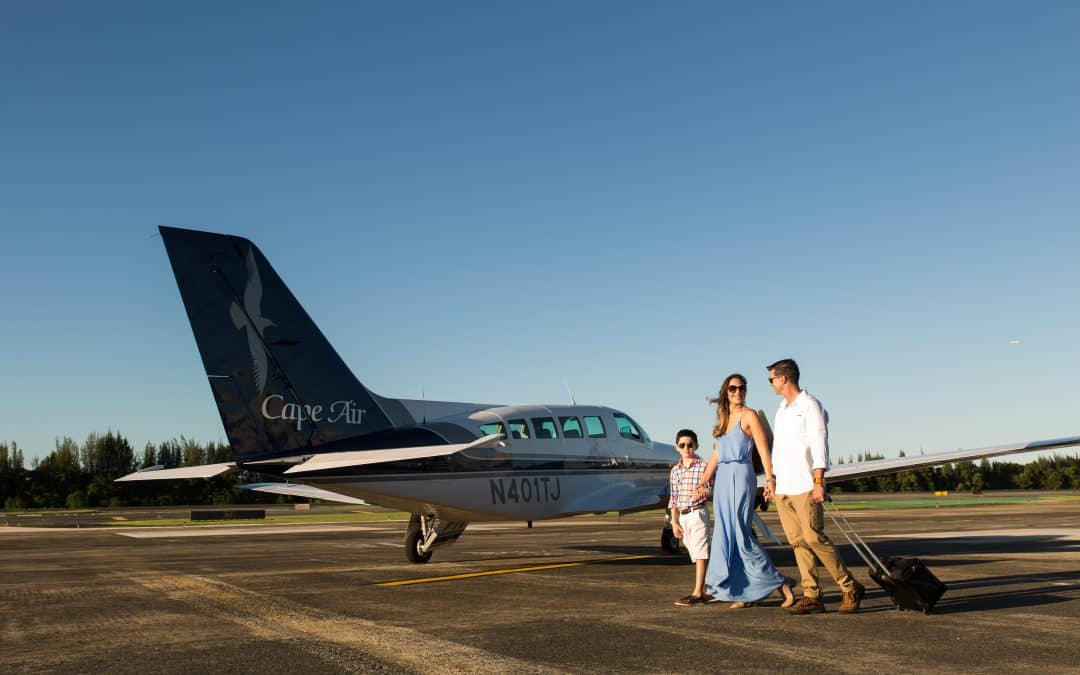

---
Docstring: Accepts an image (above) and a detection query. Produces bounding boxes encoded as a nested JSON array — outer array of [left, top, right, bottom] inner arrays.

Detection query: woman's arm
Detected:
[[745, 411, 777, 497], [698, 444, 719, 489]]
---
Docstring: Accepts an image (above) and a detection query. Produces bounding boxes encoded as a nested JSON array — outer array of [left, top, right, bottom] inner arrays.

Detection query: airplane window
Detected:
[[531, 417, 558, 440], [479, 422, 504, 437], [613, 413, 643, 443], [583, 415, 606, 439], [508, 418, 530, 439], [560, 416, 583, 439], [626, 410, 648, 442]]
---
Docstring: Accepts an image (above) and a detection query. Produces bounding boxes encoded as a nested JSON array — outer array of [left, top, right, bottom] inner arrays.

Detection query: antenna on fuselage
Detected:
[[421, 386, 426, 424], [564, 379, 577, 405]]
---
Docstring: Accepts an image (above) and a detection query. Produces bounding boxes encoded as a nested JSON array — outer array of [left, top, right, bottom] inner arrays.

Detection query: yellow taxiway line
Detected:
[[377, 554, 658, 587]]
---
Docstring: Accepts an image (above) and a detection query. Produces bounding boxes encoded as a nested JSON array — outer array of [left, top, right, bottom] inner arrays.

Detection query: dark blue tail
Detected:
[[159, 226, 416, 460]]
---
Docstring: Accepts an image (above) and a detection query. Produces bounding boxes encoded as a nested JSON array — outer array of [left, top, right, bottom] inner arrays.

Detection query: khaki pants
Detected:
[[775, 491, 855, 598]]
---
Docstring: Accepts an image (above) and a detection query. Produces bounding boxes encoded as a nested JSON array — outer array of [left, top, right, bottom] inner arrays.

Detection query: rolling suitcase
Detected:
[[825, 498, 947, 613]]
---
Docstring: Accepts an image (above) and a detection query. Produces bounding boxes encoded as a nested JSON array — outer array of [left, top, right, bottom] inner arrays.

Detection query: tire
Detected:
[[405, 527, 432, 564], [660, 527, 681, 555]]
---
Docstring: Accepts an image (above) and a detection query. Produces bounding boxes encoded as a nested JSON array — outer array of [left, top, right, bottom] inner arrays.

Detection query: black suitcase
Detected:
[[826, 498, 947, 614], [867, 555, 947, 613]]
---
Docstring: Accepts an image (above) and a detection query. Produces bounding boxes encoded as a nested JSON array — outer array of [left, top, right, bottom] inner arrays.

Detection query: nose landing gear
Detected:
[[404, 513, 469, 564]]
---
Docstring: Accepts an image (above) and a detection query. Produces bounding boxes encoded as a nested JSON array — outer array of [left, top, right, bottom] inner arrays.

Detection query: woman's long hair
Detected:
[[710, 373, 746, 438]]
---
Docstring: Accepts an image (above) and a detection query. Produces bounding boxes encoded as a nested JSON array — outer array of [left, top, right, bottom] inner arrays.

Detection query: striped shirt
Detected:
[[668, 456, 711, 510]]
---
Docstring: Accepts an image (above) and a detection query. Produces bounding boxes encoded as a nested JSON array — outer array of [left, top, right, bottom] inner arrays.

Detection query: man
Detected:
[[767, 358, 865, 614], [668, 429, 714, 606]]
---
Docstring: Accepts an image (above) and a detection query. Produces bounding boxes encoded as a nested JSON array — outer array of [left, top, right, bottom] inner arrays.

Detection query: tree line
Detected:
[[1, 432, 1078, 510], [0, 432, 287, 510], [833, 450, 1080, 493]]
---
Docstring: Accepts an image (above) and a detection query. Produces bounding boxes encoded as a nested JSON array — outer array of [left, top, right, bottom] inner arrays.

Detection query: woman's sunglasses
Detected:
[[728, 384, 747, 393]]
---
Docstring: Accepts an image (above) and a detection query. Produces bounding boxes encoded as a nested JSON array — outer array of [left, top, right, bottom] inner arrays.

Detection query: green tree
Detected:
[[0, 441, 27, 507], [32, 437, 83, 507], [83, 431, 135, 507]]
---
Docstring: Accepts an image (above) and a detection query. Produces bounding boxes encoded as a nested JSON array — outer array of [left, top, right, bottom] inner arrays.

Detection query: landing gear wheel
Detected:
[[660, 527, 681, 555], [405, 527, 432, 564]]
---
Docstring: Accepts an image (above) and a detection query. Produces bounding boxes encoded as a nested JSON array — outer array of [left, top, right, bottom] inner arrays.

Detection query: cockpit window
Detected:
[[613, 412, 646, 443], [583, 415, 606, 439], [560, 416, 583, 439], [478, 422, 504, 437], [531, 417, 558, 439], [508, 418, 530, 439]]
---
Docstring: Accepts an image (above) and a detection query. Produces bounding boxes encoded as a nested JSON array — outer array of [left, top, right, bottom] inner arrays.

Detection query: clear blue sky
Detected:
[[2, 2, 1078, 465]]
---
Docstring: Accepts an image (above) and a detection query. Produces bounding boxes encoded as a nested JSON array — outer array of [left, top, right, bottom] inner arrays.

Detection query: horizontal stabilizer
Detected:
[[759, 435, 1080, 487], [238, 482, 370, 505], [284, 433, 504, 475], [115, 463, 236, 482]]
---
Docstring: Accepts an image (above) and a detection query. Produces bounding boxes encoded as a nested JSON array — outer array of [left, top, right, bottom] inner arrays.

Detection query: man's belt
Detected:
[[679, 503, 706, 515]]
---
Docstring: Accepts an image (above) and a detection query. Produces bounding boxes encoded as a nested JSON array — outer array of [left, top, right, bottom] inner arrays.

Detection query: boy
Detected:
[[669, 428, 714, 605]]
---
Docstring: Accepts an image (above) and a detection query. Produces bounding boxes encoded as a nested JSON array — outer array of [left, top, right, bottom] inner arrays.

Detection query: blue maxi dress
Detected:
[[704, 423, 785, 602]]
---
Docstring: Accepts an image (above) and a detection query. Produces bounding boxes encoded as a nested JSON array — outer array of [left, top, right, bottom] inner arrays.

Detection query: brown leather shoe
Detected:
[[839, 581, 866, 614], [785, 595, 825, 614]]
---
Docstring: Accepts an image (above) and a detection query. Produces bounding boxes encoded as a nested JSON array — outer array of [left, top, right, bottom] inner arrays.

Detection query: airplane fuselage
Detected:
[[254, 403, 677, 522]]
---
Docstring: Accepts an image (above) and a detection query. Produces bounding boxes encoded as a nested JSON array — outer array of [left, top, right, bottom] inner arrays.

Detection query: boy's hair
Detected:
[[767, 358, 800, 386], [675, 428, 698, 445]]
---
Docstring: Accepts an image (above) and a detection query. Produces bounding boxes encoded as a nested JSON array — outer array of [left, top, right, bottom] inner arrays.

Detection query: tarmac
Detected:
[[1, 499, 1078, 674]]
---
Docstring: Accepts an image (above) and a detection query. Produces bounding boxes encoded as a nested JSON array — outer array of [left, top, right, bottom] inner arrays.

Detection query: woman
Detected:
[[699, 373, 794, 608]]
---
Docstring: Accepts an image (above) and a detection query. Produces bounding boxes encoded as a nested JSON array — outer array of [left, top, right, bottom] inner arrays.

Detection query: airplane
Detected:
[[118, 226, 1080, 563]]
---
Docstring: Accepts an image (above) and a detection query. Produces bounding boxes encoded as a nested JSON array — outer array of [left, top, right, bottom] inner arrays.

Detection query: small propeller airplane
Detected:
[[118, 226, 1080, 563]]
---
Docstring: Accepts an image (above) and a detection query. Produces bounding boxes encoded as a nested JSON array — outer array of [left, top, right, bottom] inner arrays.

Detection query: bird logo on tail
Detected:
[[229, 247, 276, 394]]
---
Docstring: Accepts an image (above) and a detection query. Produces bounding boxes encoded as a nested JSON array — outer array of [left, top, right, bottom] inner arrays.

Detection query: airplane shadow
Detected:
[[777, 533, 1078, 570], [564, 544, 701, 566], [932, 570, 1080, 613]]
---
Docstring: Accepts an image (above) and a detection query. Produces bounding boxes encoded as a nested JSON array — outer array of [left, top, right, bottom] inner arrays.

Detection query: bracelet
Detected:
[[813, 477, 825, 485]]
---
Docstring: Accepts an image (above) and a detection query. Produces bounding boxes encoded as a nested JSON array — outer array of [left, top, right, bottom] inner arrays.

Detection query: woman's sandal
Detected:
[[778, 576, 796, 608], [729, 601, 756, 609]]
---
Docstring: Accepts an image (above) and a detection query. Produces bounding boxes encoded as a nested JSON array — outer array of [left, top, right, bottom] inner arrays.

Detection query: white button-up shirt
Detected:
[[772, 390, 830, 495]]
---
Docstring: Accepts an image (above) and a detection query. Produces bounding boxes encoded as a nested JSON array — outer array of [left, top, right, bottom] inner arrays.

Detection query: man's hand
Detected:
[[672, 523, 684, 539], [762, 483, 775, 502], [811, 484, 826, 503]]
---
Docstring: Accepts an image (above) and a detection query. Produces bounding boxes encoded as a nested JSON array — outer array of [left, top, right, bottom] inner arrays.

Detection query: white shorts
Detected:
[[679, 506, 711, 561]]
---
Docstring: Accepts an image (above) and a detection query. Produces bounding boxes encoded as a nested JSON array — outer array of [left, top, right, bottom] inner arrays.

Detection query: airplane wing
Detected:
[[238, 482, 370, 505], [283, 433, 504, 474], [755, 435, 1080, 487], [115, 463, 236, 481]]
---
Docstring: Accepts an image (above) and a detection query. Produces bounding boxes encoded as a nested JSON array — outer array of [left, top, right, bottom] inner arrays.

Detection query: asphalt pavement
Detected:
[[1, 500, 1077, 673]]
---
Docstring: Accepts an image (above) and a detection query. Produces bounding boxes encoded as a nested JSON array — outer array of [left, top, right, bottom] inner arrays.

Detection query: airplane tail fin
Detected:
[[158, 226, 415, 461]]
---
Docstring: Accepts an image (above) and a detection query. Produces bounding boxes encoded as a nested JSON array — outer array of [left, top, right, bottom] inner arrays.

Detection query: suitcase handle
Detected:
[[825, 496, 890, 576]]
